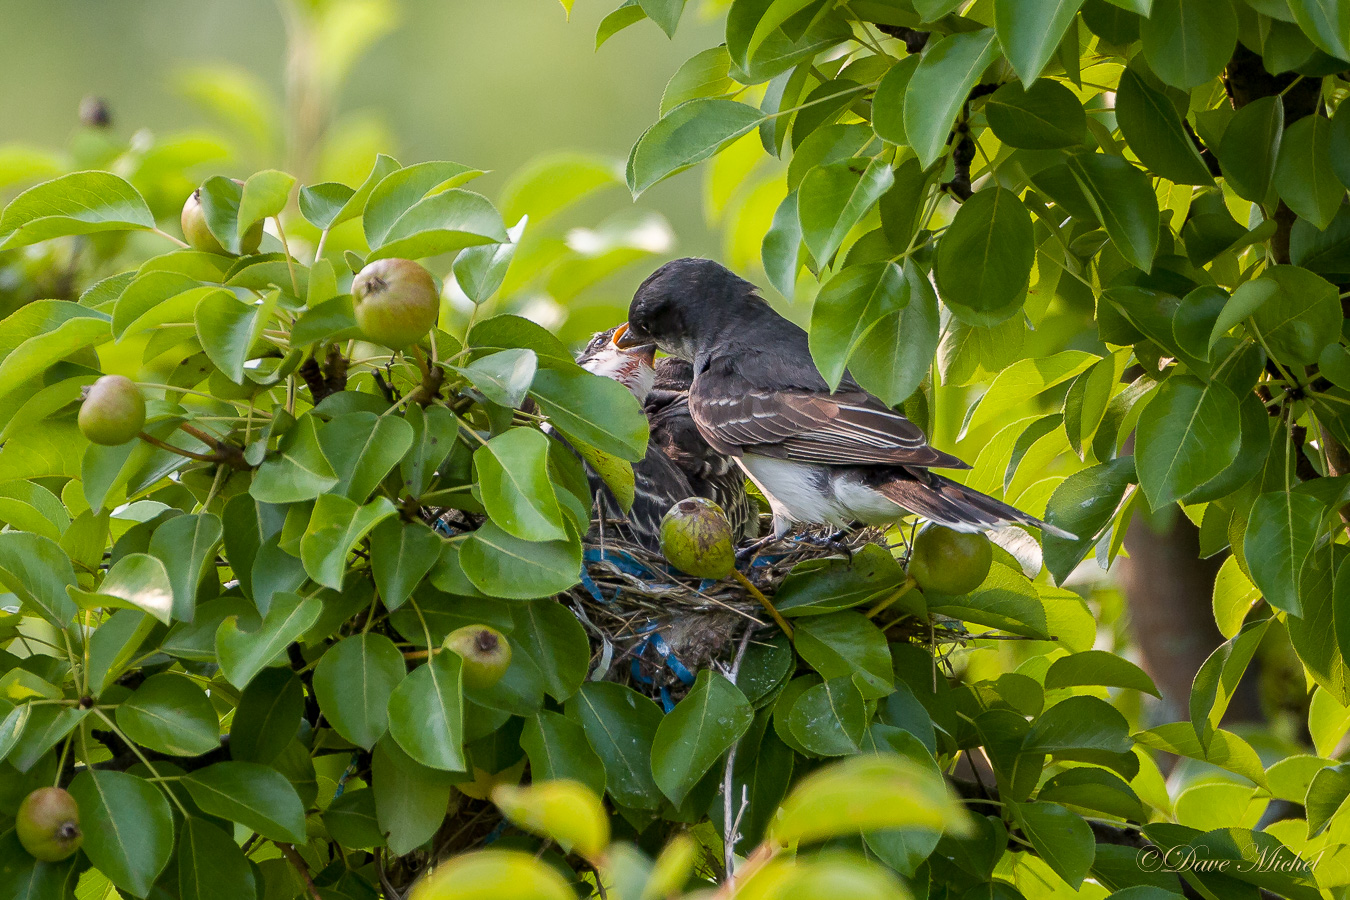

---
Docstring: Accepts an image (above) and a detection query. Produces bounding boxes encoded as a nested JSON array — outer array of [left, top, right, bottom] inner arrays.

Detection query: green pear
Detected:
[[78, 375, 145, 445]]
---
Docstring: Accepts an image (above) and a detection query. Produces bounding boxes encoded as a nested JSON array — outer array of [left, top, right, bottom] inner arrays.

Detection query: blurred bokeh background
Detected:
[[0, 0, 732, 335]]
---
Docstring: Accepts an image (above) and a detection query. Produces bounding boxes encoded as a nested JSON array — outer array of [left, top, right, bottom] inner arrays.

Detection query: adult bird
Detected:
[[644, 357, 759, 543], [617, 258, 1074, 544]]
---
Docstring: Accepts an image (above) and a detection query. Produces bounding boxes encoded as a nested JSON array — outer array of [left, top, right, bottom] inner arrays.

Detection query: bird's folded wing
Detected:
[[691, 377, 969, 469]]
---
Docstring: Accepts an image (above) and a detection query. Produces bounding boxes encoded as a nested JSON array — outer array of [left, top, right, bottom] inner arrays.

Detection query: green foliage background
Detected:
[[4, 0, 1350, 899]]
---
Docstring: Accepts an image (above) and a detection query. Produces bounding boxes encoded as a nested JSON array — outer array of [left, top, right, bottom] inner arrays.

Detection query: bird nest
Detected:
[[561, 523, 975, 708]]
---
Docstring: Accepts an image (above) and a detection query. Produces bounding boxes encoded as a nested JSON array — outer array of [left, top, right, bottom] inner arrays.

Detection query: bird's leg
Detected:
[[735, 533, 779, 563], [798, 527, 854, 560]]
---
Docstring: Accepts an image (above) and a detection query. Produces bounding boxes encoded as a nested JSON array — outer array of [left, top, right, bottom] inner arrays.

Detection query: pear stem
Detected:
[[866, 576, 918, 619], [728, 569, 792, 639]]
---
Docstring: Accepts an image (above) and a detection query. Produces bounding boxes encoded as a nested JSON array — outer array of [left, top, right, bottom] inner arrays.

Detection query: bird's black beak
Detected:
[[612, 322, 654, 355]]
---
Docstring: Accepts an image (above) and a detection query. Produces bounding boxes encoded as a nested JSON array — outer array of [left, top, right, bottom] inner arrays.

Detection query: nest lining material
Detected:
[[563, 523, 973, 707]]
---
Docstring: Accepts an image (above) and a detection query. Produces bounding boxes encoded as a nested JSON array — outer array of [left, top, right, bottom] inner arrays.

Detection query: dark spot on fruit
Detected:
[[474, 630, 499, 653]]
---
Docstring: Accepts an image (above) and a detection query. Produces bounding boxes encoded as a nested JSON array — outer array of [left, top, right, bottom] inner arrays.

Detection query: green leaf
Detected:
[[148, 513, 223, 623], [597, 1, 647, 47], [230, 669, 303, 765], [300, 494, 397, 589], [501, 153, 623, 225], [1013, 801, 1095, 888], [1306, 762, 1350, 837], [387, 648, 465, 771], [459, 349, 538, 409], [1190, 619, 1271, 752], [651, 670, 752, 804], [70, 551, 175, 623], [771, 754, 968, 844], [362, 160, 484, 248], [1136, 375, 1240, 510], [1025, 695, 1133, 757], [627, 99, 765, 196], [961, 350, 1096, 437], [794, 611, 895, 700], [1213, 555, 1261, 639], [1287, 0, 1350, 60], [323, 788, 383, 851], [317, 411, 414, 504], [400, 404, 460, 498], [984, 79, 1086, 149], [1252, 264, 1340, 367], [0, 171, 155, 249], [570, 681, 665, 809], [368, 189, 506, 261], [474, 427, 568, 542], [1246, 491, 1323, 616], [927, 563, 1052, 640], [251, 414, 339, 503], [314, 633, 406, 750], [299, 181, 355, 230], [182, 761, 307, 843], [511, 599, 590, 702], [198, 176, 252, 255], [789, 676, 868, 755], [454, 215, 526, 305], [238, 170, 295, 235], [370, 518, 442, 611], [216, 592, 323, 690], [372, 737, 457, 856], [521, 711, 607, 796], [529, 365, 649, 461], [1043, 456, 1136, 583], [935, 187, 1035, 326], [904, 29, 999, 168], [661, 47, 734, 115], [1134, 722, 1268, 786], [0, 531, 77, 626], [841, 263, 941, 409], [117, 672, 220, 757], [774, 543, 910, 616], [1115, 67, 1214, 186], [638, 0, 685, 36], [1140, 0, 1237, 89], [797, 158, 894, 267], [1217, 96, 1283, 203], [0, 314, 109, 402], [1274, 115, 1343, 230], [1065, 150, 1160, 272], [811, 261, 905, 390], [870, 56, 921, 146], [194, 291, 259, 384], [68, 770, 173, 897], [1044, 649, 1161, 696], [460, 521, 581, 599], [178, 817, 256, 900], [995, 0, 1086, 85]]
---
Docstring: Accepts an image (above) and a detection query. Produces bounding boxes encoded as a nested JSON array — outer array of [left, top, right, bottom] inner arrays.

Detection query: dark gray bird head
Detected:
[[575, 324, 657, 402], [619, 258, 765, 362]]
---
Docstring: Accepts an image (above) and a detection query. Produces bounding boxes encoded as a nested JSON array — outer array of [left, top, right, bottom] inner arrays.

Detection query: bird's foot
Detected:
[[800, 529, 854, 560], [735, 534, 780, 564]]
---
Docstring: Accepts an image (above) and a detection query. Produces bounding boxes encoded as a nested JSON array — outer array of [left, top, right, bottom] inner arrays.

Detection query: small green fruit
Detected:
[[181, 184, 263, 255], [16, 787, 82, 862], [659, 497, 735, 580], [352, 258, 439, 349], [908, 526, 992, 595], [443, 625, 512, 691], [78, 375, 145, 445]]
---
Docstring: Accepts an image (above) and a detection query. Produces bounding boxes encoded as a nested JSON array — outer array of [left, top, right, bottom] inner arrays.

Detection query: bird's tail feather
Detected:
[[877, 470, 1077, 540]]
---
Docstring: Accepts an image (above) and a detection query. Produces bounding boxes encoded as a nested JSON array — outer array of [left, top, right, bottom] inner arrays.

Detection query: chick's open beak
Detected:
[[611, 322, 655, 362]]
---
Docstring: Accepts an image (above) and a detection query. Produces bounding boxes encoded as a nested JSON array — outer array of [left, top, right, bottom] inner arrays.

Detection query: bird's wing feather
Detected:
[[691, 371, 969, 469]]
